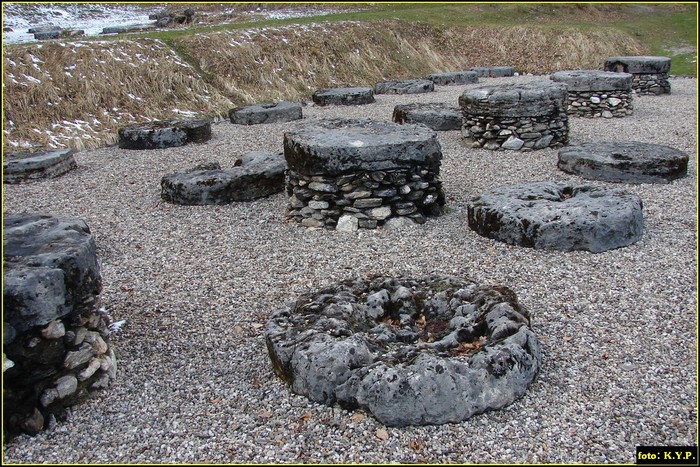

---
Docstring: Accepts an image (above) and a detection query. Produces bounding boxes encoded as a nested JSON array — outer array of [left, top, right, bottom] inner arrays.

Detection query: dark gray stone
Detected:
[[229, 101, 303, 125], [284, 118, 442, 176], [312, 87, 375, 106], [470, 66, 515, 78], [604, 56, 672, 74], [3, 214, 102, 333], [550, 70, 633, 92], [558, 141, 688, 183], [459, 80, 568, 117], [265, 274, 541, 426], [118, 119, 211, 150], [161, 151, 287, 205], [426, 71, 478, 85], [393, 103, 463, 131], [3, 149, 77, 184], [374, 79, 434, 95], [467, 182, 644, 253]]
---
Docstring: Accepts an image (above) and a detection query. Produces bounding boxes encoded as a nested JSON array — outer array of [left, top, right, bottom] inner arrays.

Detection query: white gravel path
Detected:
[[2, 75, 697, 464]]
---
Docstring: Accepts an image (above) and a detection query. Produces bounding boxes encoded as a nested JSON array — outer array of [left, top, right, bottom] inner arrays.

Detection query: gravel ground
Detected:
[[2, 75, 697, 464]]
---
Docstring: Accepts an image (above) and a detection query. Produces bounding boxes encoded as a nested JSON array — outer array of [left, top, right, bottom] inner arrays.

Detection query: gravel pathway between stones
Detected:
[[2, 76, 696, 464]]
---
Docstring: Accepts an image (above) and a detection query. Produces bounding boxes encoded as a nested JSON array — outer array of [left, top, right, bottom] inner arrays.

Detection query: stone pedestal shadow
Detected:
[[459, 80, 569, 151], [604, 56, 671, 95], [3, 214, 116, 438], [265, 274, 541, 427], [118, 119, 211, 150], [467, 181, 644, 252], [229, 101, 303, 125], [550, 70, 634, 118], [3, 149, 77, 184], [393, 103, 463, 131], [558, 141, 688, 183], [161, 151, 287, 205], [283, 118, 446, 229]]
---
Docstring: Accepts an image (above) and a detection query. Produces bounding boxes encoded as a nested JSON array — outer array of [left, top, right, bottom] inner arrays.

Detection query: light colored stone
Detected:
[[501, 136, 524, 150], [55, 374, 78, 398], [368, 206, 392, 220], [336, 215, 359, 232], [41, 320, 65, 339]]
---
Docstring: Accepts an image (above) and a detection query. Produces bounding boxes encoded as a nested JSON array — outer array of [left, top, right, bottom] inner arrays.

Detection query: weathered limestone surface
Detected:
[[284, 119, 445, 229], [118, 119, 212, 150], [426, 71, 478, 85], [459, 81, 569, 150], [393, 103, 463, 131], [266, 274, 541, 426], [374, 79, 435, 95], [229, 101, 303, 125], [604, 56, 671, 95], [550, 70, 633, 118], [3, 149, 77, 184], [467, 182, 644, 252], [470, 66, 515, 78], [558, 142, 688, 183], [312, 87, 376, 106], [161, 151, 287, 205], [3, 214, 116, 438]]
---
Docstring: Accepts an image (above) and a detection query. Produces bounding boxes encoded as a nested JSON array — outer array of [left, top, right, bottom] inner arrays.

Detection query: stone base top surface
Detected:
[[3, 149, 77, 183], [229, 101, 303, 125], [604, 56, 672, 74], [550, 70, 632, 92], [426, 71, 478, 85], [312, 87, 376, 106], [459, 80, 568, 117]]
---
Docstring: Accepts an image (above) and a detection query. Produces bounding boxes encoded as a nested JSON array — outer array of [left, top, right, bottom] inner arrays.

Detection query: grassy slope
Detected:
[[2, 3, 696, 153]]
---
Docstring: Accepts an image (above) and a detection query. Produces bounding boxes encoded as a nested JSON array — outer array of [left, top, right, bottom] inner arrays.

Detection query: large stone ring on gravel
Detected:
[[265, 274, 541, 427], [312, 87, 376, 106], [392, 103, 463, 131], [467, 181, 644, 253], [558, 141, 689, 184], [117, 119, 212, 150], [374, 79, 435, 95], [228, 101, 303, 125], [3, 149, 77, 183]]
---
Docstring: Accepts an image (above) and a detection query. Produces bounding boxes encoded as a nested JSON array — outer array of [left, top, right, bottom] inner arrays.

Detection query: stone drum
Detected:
[[459, 80, 569, 151], [550, 70, 633, 118], [118, 119, 211, 150], [3, 149, 77, 184], [374, 79, 434, 95], [265, 274, 542, 427], [470, 66, 515, 78], [312, 87, 375, 106], [604, 56, 671, 95], [229, 101, 303, 125], [284, 118, 446, 229], [558, 141, 689, 184], [467, 181, 644, 253], [392, 103, 463, 131], [3, 214, 117, 438], [426, 71, 478, 86]]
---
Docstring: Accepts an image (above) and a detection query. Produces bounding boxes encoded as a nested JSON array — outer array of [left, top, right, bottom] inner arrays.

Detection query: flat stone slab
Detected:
[[374, 79, 435, 95], [265, 274, 541, 427], [3, 214, 102, 333], [312, 87, 375, 106], [283, 118, 442, 175], [161, 151, 287, 205], [470, 66, 515, 78], [393, 103, 463, 131], [229, 101, 303, 125], [550, 70, 632, 92], [558, 141, 688, 183], [467, 182, 644, 253], [459, 80, 568, 117], [426, 71, 478, 85], [118, 119, 211, 150], [3, 149, 77, 184], [604, 56, 671, 74]]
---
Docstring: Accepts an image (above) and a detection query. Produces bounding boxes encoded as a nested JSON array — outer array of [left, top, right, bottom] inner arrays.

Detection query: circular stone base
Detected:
[[161, 151, 287, 205], [118, 119, 211, 150], [3, 149, 77, 184], [470, 66, 515, 77], [265, 274, 541, 427], [312, 87, 375, 106], [229, 101, 303, 125], [558, 142, 688, 183], [374, 79, 434, 95], [426, 71, 478, 85], [393, 103, 463, 131], [467, 182, 644, 252]]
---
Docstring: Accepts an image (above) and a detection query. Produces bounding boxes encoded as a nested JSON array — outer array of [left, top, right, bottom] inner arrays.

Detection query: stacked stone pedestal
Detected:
[[550, 70, 633, 118], [3, 214, 116, 438], [604, 56, 671, 95], [284, 119, 445, 230], [459, 80, 569, 151]]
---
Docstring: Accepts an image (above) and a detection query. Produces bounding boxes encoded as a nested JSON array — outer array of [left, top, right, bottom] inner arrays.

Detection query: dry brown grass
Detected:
[[2, 19, 646, 153]]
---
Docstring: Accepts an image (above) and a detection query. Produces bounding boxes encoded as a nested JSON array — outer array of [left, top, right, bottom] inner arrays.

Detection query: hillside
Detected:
[[2, 2, 696, 153]]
